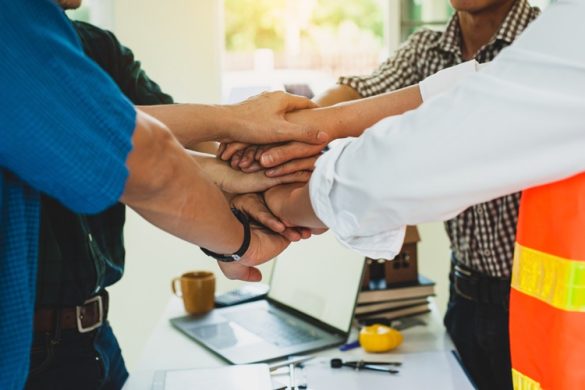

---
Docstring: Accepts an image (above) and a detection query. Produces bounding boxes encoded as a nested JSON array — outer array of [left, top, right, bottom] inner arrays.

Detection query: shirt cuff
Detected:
[[309, 140, 406, 259], [332, 228, 407, 260], [419, 60, 480, 102]]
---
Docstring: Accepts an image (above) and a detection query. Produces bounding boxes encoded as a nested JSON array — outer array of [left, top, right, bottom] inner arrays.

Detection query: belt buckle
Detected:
[[76, 295, 103, 333]]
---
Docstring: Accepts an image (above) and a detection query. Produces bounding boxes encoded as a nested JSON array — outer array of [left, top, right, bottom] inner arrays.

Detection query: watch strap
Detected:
[[201, 208, 251, 262]]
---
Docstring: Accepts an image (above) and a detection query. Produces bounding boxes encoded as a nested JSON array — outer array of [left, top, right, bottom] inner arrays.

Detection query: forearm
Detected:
[[265, 183, 325, 229], [288, 85, 422, 140], [313, 84, 362, 107], [138, 104, 233, 149], [121, 110, 243, 253]]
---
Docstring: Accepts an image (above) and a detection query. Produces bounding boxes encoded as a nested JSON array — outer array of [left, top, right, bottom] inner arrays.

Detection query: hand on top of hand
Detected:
[[223, 91, 329, 145], [218, 192, 313, 282], [217, 104, 330, 177]]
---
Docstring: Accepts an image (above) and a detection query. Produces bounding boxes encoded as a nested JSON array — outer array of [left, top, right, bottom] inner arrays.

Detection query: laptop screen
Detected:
[[268, 232, 365, 332]]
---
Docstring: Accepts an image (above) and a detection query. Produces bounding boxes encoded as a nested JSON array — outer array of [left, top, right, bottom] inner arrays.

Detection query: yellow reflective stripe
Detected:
[[512, 369, 542, 390], [512, 243, 585, 312]]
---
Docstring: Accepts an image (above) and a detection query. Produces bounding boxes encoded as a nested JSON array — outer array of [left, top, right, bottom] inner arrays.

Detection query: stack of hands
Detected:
[[203, 91, 331, 281]]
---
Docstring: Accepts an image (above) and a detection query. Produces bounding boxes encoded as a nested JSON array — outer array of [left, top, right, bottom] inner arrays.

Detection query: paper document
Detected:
[[152, 364, 272, 390]]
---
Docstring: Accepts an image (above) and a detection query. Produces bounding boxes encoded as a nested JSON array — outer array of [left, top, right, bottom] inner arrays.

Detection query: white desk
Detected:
[[124, 297, 472, 389]]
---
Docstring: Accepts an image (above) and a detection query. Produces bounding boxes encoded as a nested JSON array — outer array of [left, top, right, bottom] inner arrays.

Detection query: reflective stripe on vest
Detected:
[[511, 172, 585, 389]]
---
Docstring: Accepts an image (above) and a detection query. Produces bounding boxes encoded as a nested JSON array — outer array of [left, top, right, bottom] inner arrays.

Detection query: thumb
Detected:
[[283, 94, 319, 111], [274, 123, 329, 145]]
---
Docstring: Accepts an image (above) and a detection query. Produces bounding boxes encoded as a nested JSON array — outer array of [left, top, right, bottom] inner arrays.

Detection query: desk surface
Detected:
[[124, 297, 470, 389]]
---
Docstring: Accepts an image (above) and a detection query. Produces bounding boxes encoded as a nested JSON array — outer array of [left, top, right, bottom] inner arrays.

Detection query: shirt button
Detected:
[[483, 249, 491, 257], [477, 206, 485, 214]]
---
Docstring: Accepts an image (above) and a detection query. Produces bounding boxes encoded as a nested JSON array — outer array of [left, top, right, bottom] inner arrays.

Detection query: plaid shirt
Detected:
[[339, 0, 539, 278]]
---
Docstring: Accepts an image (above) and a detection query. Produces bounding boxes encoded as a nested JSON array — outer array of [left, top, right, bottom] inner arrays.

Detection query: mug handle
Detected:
[[171, 277, 183, 297]]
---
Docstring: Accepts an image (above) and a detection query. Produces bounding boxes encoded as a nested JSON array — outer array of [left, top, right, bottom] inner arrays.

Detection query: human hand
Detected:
[[217, 226, 290, 281], [223, 91, 329, 145], [230, 193, 311, 241], [218, 107, 330, 174], [193, 152, 311, 194], [263, 183, 327, 230]]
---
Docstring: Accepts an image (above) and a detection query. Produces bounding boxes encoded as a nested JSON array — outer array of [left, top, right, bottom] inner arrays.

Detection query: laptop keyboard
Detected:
[[224, 309, 320, 347]]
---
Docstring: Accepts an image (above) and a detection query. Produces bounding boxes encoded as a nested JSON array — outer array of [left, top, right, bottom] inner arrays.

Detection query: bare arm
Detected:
[[121, 111, 245, 253], [251, 85, 422, 170], [138, 91, 328, 149], [264, 183, 324, 229], [121, 110, 291, 281], [290, 85, 421, 140], [313, 84, 362, 107], [189, 151, 311, 194]]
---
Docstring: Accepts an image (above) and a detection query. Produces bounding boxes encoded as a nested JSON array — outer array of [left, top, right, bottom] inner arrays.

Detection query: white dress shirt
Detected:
[[309, 0, 585, 259]]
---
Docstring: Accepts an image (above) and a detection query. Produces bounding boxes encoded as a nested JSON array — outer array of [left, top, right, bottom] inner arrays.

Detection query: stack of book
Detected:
[[354, 275, 435, 324]]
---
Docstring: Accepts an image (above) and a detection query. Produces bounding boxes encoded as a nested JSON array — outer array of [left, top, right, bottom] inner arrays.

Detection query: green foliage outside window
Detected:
[[224, 0, 385, 52]]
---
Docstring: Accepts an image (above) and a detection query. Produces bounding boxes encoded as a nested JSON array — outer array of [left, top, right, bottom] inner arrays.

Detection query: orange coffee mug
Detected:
[[171, 271, 215, 315]]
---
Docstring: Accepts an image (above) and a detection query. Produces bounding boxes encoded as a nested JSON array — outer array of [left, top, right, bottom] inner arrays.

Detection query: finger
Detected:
[[282, 93, 319, 111], [240, 161, 264, 173], [274, 170, 311, 184], [250, 209, 286, 233], [266, 158, 317, 177], [280, 228, 302, 242], [230, 150, 244, 169], [311, 228, 328, 235], [255, 145, 270, 161], [238, 146, 258, 169], [217, 143, 226, 158], [218, 262, 262, 282], [272, 123, 329, 145], [220, 142, 248, 161], [298, 227, 313, 239], [260, 142, 325, 168], [234, 195, 286, 233]]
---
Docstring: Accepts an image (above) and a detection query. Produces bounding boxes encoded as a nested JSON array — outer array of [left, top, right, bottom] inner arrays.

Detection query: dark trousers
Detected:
[[444, 267, 512, 390], [26, 321, 128, 390]]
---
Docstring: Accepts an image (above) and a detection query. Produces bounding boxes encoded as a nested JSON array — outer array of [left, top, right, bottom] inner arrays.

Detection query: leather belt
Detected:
[[34, 291, 109, 334], [452, 264, 510, 306]]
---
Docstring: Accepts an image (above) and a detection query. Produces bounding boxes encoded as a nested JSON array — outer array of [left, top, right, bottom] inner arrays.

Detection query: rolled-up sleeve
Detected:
[[0, 0, 136, 214]]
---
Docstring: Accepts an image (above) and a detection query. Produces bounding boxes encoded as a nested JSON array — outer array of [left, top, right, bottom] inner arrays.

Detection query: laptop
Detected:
[[171, 233, 365, 364]]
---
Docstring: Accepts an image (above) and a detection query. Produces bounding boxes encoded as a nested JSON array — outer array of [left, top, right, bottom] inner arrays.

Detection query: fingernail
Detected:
[[317, 131, 328, 142], [266, 169, 277, 176]]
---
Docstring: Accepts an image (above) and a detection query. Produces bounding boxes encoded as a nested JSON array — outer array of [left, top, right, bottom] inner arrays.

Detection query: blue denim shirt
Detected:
[[0, 1, 135, 387]]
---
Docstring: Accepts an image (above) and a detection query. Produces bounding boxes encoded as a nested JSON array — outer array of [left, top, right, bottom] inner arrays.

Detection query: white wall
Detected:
[[111, 0, 224, 103], [104, 0, 228, 370]]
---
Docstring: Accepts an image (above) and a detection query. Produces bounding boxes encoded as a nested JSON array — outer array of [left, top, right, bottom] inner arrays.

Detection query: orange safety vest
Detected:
[[510, 172, 585, 389]]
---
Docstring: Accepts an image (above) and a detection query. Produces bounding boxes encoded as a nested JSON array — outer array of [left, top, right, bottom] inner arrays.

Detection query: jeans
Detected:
[[444, 263, 512, 390], [26, 321, 128, 390]]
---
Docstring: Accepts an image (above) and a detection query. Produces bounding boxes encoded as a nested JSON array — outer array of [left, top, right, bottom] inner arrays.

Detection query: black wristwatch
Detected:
[[201, 208, 251, 262]]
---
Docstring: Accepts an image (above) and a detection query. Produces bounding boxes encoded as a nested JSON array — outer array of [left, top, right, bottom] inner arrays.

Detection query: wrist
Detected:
[[286, 108, 338, 141], [202, 208, 249, 261], [292, 184, 325, 228], [319, 105, 353, 139], [218, 104, 249, 143], [208, 105, 238, 142]]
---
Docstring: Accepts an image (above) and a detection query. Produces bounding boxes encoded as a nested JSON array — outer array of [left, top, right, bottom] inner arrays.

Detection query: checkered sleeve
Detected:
[[338, 30, 433, 97]]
